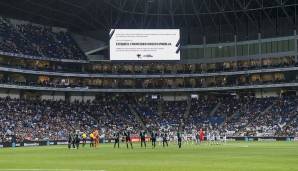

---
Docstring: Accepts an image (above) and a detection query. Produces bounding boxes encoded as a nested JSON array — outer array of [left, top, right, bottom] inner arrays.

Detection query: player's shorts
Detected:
[[90, 138, 93, 142], [126, 137, 131, 142]]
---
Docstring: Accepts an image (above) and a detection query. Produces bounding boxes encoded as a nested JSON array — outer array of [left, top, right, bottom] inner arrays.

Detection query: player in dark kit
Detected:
[[124, 130, 133, 149], [139, 130, 146, 148], [162, 132, 168, 147], [75, 133, 80, 149], [150, 131, 157, 148], [72, 132, 76, 149], [177, 131, 182, 148], [113, 131, 120, 148], [68, 133, 73, 149]]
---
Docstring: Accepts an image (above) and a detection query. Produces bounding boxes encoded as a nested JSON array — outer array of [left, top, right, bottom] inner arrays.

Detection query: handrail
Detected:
[[0, 65, 297, 78], [0, 82, 297, 92]]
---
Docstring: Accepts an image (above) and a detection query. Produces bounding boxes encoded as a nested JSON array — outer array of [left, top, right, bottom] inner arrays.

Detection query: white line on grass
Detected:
[[0, 169, 105, 171]]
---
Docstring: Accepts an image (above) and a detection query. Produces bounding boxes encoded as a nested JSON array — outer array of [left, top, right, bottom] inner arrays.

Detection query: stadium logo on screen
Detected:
[[137, 54, 153, 59]]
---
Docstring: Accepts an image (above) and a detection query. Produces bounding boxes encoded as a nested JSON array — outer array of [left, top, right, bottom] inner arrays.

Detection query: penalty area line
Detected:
[[0, 169, 105, 171]]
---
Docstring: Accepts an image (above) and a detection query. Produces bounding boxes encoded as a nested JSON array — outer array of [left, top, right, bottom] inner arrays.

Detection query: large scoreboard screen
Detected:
[[109, 29, 180, 61]]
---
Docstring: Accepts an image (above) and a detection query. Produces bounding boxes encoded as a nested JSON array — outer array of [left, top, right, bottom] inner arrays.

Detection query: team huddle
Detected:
[[68, 128, 227, 149]]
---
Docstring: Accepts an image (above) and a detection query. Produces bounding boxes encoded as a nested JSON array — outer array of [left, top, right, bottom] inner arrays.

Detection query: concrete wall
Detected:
[[82, 95, 96, 102], [255, 89, 280, 98], [69, 94, 95, 102], [162, 95, 188, 101], [40, 92, 65, 101], [0, 90, 95, 102], [0, 90, 20, 99]]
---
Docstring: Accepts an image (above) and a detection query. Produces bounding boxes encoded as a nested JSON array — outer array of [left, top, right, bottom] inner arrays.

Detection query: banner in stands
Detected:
[[0, 136, 295, 148], [109, 29, 180, 60], [23, 142, 40, 147], [131, 137, 150, 142]]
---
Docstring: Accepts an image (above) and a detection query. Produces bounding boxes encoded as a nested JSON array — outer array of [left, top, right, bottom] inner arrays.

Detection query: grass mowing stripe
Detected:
[[0, 169, 105, 171], [1, 142, 297, 171]]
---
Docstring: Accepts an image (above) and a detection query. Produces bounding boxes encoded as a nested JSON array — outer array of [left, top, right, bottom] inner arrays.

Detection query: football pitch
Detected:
[[0, 141, 298, 171]]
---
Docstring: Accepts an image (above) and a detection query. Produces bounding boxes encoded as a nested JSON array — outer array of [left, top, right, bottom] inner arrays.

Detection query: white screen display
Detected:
[[109, 29, 180, 60]]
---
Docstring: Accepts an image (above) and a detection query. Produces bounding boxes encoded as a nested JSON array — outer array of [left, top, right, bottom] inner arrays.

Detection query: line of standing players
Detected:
[[68, 132, 81, 149], [113, 130, 185, 149], [68, 129, 205, 149]]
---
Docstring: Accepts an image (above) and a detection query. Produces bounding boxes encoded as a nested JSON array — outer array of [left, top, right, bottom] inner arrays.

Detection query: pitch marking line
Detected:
[[0, 169, 105, 171]]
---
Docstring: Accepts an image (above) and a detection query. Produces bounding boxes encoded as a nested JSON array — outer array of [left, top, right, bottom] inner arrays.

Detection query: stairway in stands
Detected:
[[128, 103, 146, 130]]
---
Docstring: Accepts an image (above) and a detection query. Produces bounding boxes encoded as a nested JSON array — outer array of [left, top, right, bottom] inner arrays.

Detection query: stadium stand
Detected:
[[0, 55, 296, 74], [0, 17, 86, 60], [1, 95, 297, 143]]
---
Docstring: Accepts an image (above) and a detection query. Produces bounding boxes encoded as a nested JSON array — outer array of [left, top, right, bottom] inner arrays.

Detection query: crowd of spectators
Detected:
[[183, 97, 219, 132], [0, 95, 297, 143], [134, 96, 298, 137], [223, 97, 273, 136], [244, 97, 298, 137], [132, 97, 160, 129], [0, 17, 86, 60], [132, 97, 187, 134], [0, 96, 140, 142]]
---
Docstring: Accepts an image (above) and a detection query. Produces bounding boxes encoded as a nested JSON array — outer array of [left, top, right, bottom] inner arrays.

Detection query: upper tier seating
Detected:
[[0, 17, 86, 60]]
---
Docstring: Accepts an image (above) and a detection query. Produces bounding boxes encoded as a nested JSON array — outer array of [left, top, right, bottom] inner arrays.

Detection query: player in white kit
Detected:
[[206, 132, 211, 145]]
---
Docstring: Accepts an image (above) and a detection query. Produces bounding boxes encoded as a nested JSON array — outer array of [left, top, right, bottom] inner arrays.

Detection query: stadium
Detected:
[[0, 0, 298, 170]]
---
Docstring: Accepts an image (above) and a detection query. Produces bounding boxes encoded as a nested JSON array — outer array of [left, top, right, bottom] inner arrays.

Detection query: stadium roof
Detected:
[[0, 0, 297, 33]]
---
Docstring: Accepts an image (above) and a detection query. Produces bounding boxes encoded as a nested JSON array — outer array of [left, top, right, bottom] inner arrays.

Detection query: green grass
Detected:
[[0, 141, 298, 171]]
